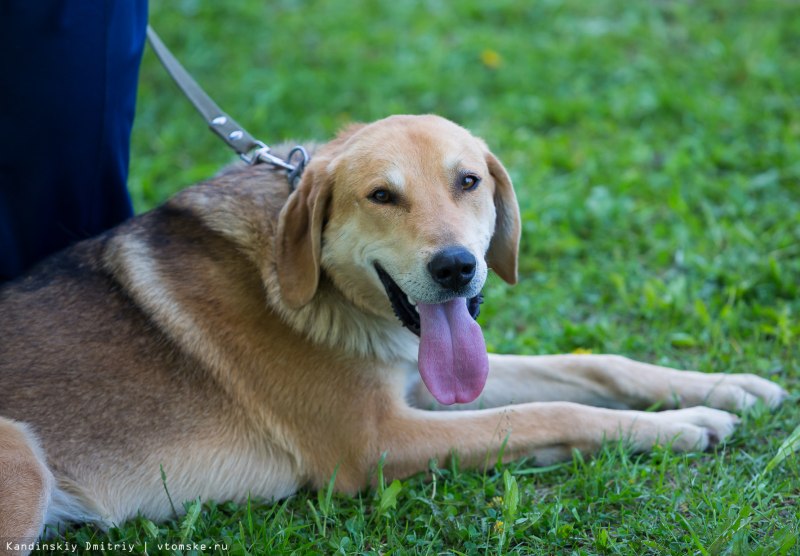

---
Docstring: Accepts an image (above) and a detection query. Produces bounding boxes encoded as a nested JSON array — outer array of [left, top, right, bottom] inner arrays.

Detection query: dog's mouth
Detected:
[[375, 263, 488, 406], [374, 264, 483, 336]]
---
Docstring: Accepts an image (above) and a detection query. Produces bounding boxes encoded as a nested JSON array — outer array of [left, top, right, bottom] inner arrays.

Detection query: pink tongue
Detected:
[[417, 298, 489, 405]]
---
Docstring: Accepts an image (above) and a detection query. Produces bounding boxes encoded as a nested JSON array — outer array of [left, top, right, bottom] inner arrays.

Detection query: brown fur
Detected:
[[0, 115, 786, 550]]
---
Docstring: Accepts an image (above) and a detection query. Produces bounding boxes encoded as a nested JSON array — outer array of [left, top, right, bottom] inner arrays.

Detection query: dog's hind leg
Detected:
[[0, 417, 53, 556]]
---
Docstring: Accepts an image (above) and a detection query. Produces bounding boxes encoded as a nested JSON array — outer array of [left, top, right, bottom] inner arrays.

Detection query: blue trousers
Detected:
[[0, 1, 148, 282]]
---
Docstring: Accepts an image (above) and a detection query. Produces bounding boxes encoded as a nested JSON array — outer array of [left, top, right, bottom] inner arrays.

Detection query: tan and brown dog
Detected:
[[0, 115, 786, 550]]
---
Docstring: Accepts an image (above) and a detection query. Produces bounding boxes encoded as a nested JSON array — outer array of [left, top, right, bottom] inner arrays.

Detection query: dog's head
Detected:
[[276, 115, 520, 404]]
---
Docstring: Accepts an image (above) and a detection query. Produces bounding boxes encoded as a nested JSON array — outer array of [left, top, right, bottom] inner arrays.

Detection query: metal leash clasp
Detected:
[[241, 142, 309, 191], [241, 141, 289, 169]]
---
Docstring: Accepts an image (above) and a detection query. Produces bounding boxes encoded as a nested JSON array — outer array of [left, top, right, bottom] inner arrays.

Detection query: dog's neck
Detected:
[[262, 271, 420, 363]]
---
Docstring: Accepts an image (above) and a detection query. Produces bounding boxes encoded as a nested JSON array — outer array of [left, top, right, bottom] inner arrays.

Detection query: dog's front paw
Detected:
[[695, 373, 787, 412], [633, 407, 740, 453]]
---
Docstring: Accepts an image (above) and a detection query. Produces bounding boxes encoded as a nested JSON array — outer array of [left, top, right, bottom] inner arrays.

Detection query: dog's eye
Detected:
[[460, 174, 481, 191], [369, 189, 394, 204]]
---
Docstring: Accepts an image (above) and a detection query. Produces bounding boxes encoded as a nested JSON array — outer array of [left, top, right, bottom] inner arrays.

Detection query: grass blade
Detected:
[[179, 498, 201, 543], [160, 464, 178, 519], [764, 423, 800, 475], [377, 479, 402, 517]]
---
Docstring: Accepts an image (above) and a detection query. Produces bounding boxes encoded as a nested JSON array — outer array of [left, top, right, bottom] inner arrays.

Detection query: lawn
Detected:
[[41, 0, 800, 554]]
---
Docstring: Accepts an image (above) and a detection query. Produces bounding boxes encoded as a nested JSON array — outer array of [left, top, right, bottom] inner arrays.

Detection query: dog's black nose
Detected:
[[428, 247, 477, 290]]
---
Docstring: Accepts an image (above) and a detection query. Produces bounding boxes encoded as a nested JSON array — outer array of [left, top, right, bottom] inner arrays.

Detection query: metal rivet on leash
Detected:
[[146, 26, 308, 190]]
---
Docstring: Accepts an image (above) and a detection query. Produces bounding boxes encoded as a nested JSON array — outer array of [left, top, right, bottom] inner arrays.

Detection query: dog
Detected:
[[0, 115, 786, 552]]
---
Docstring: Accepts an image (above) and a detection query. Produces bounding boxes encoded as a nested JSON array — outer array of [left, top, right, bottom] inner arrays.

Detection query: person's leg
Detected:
[[0, 0, 148, 282]]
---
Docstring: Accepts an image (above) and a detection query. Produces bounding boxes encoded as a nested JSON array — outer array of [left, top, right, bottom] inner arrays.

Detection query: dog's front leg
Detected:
[[409, 354, 786, 412], [378, 402, 739, 477]]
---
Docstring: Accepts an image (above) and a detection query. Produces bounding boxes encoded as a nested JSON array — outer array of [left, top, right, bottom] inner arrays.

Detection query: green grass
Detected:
[[39, 0, 800, 553]]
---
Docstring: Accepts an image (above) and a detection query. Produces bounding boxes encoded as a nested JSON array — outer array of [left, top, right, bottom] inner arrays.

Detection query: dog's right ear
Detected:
[[275, 123, 366, 308], [276, 164, 333, 309]]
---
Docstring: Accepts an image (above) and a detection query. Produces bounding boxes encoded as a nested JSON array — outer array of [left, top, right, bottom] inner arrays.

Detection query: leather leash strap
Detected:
[[146, 26, 308, 187]]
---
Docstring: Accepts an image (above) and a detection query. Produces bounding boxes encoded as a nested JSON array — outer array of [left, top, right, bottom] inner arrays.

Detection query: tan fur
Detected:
[[0, 115, 786, 552], [0, 419, 52, 553]]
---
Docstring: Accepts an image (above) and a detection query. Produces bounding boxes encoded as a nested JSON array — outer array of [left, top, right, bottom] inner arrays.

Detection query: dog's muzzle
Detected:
[[374, 264, 483, 336]]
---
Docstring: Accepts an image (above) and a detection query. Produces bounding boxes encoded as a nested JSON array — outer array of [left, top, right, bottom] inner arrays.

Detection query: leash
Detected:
[[145, 26, 308, 190]]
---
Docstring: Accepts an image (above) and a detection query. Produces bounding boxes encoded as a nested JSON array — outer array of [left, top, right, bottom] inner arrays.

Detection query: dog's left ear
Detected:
[[485, 152, 521, 285], [276, 164, 333, 308]]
